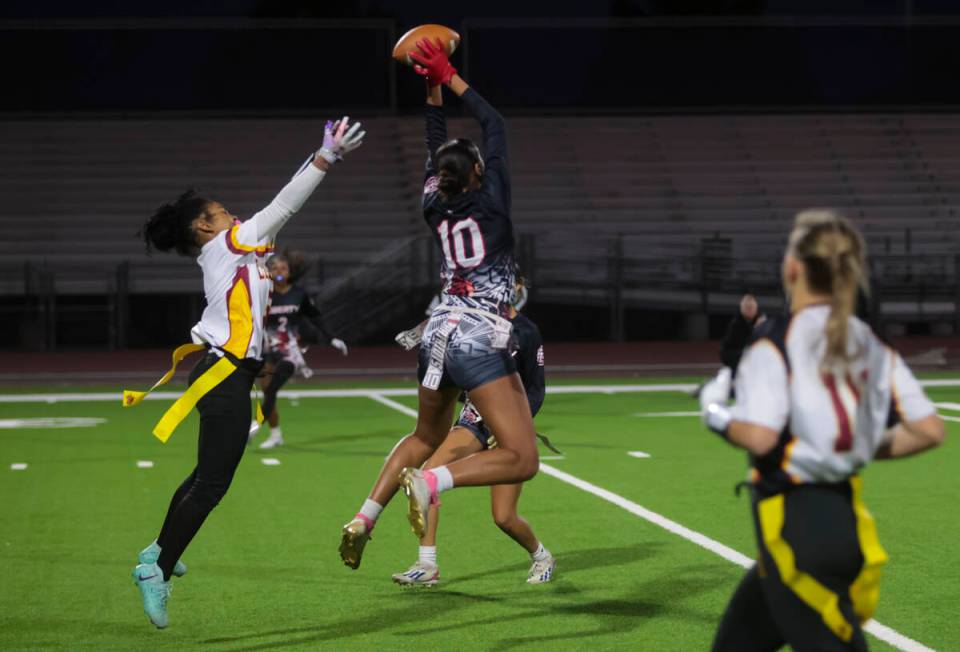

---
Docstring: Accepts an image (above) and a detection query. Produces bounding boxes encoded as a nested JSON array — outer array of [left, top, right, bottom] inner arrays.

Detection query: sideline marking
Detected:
[[540, 455, 565, 461], [261, 458, 281, 466], [933, 402, 960, 411], [136, 460, 154, 469], [627, 451, 651, 458], [634, 411, 699, 418], [0, 417, 107, 428], [10, 463, 28, 471], [2, 379, 957, 404], [370, 394, 934, 652], [367, 393, 419, 418]]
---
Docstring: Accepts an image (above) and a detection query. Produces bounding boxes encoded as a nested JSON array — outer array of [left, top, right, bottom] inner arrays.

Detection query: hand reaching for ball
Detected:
[[410, 39, 457, 88]]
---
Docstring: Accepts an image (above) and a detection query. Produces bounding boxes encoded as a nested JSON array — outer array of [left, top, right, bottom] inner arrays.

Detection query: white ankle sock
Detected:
[[359, 498, 383, 523], [531, 542, 551, 562], [419, 545, 437, 566], [430, 466, 454, 493], [270, 426, 283, 439]]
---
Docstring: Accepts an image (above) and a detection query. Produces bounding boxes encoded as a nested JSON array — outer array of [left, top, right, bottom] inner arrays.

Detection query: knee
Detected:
[[515, 450, 540, 482], [187, 479, 231, 511]]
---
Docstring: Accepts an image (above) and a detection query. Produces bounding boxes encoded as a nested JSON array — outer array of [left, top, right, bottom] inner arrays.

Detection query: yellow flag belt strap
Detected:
[[122, 343, 262, 444]]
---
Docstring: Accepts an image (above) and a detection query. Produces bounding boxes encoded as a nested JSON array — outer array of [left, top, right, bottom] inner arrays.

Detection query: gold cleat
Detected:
[[398, 467, 430, 539], [339, 518, 371, 570]]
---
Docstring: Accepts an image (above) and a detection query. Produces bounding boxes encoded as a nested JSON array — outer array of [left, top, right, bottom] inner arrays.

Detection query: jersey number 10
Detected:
[[438, 218, 486, 269]]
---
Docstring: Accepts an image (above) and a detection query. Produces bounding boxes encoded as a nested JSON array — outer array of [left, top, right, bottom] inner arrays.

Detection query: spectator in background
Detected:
[[720, 294, 765, 376]]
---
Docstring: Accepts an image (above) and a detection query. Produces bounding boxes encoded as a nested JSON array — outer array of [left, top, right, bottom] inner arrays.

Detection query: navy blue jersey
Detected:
[[266, 285, 333, 349], [510, 312, 546, 417], [423, 88, 516, 316]]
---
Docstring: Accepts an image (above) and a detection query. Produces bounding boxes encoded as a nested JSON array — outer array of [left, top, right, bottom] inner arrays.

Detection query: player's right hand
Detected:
[[410, 39, 457, 87]]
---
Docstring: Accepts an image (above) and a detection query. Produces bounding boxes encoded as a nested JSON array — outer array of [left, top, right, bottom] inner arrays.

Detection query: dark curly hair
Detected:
[[267, 248, 314, 284], [140, 189, 212, 257]]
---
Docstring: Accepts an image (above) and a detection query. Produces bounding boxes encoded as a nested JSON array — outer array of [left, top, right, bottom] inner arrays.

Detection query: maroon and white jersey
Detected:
[[733, 305, 935, 495]]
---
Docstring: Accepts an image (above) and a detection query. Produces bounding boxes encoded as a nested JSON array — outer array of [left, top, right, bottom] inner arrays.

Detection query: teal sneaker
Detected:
[[132, 562, 170, 629], [138, 541, 187, 577]]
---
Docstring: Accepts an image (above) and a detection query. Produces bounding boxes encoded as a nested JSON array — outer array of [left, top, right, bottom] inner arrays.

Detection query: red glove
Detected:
[[410, 38, 457, 87]]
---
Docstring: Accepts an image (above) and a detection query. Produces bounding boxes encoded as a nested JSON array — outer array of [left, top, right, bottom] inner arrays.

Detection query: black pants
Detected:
[[713, 482, 883, 652], [155, 352, 258, 580], [260, 358, 295, 420]]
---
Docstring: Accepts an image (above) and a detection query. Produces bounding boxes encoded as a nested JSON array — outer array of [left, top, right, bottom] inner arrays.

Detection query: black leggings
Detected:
[[155, 353, 257, 580], [713, 483, 877, 652], [260, 359, 295, 420]]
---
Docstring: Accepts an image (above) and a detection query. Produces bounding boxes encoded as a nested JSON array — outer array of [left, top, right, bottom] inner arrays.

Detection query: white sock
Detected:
[[531, 542, 551, 562], [270, 426, 283, 439], [430, 466, 454, 493], [359, 498, 383, 523], [419, 545, 437, 566]]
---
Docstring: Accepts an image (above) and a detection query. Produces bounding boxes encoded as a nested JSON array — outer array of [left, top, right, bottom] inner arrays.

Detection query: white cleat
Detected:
[[392, 560, 440, 587], [247, 420, 261, 444], [259, 434, 284, 449], [527, 555, 557, 584], [398, 467, 432, 539]]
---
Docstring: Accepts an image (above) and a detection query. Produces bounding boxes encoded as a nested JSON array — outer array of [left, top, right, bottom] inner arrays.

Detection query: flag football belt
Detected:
[[122, 343, 264, 443], [421, 306, 513, 390]]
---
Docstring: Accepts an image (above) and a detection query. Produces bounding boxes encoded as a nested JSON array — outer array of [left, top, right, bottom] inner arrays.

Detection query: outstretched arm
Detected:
[[424, 83, 447, 178], [237, 118, 365, 246]]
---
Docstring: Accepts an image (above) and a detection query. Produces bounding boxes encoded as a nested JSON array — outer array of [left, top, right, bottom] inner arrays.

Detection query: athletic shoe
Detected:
[[339, 518, 372, 570], [247, 420, 261, 444], [527, 555, 557, 584], [138, 541, 187, 578], [398, 467, 432, 539], [259, 433, 284, 449], [132, 562, 171, 629], [392, 561, 440, 587]]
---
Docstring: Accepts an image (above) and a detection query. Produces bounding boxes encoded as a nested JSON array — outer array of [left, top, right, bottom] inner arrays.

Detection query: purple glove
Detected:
[[318, 116, 365, 164]]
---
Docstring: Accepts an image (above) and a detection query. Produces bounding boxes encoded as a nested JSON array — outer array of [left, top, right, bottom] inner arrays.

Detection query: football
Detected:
[[392, 24, 460, 66]]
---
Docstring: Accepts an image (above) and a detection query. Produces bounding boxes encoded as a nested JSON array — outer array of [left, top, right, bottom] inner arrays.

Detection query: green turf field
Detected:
[[1, 379, 957, 651]]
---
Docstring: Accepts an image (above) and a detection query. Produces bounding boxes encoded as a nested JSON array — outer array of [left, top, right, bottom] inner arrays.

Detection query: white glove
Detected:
[[699, 367, 733, 435], [318, 117, 366, 164], [330, 338, 349, 356], [395, 323, 426, 351]]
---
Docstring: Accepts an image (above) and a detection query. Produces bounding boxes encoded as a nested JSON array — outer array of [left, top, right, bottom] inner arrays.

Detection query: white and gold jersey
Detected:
[[732, 304, 934, 494], [189, 163, 326, 360]]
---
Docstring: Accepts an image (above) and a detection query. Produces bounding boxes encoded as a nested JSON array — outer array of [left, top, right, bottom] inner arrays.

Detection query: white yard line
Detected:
[[9, 463, 28, 471], [135, 460, 154, 469], [634, 411, 700, 417], [3, 378, 958, 404], [369, 393, 935, 652], [627, 451, 651, 458], [260, 458, 281, 466]]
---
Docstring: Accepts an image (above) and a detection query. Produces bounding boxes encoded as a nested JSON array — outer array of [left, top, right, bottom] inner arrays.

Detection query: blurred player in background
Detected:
[[719, 293, 766, 377], [392, 277, 557, 587], [339, 40, 542, 569], [699, 210, 943, 651], [249, 249, 348, 449], [131, 118, 364, 629]]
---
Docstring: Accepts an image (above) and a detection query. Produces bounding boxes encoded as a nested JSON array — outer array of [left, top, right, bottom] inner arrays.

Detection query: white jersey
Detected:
[[190, 162, 326, 360], [732, 304, 934, 494]]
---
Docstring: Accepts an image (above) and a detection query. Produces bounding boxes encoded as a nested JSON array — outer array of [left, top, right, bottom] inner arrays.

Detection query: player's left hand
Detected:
[[410, 39, 457, 87], [331, 338, 349, 356], [699, 367, 733, 433]]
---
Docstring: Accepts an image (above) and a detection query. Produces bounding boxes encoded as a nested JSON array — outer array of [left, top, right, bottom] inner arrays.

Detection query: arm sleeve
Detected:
[[887, 351, 936, 425], [424, 104, 448, 181], [301, 294, 333, 344], [460, 87, 510, 209], [730, 340, 790, 432], [231, 162, 326, 249], [515, 327, 546, 418]]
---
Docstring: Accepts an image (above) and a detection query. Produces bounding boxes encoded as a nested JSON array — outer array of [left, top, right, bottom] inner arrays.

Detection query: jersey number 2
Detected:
[[438, 219, 486, 269], [823, 373, 860, 452]]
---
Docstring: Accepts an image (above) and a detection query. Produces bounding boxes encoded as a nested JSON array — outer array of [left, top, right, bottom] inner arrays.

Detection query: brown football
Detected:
[[392, 24, 460, 66]]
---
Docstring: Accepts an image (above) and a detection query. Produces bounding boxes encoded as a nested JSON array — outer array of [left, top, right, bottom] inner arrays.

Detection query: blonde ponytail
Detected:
[[788, 209, 867, 369]]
